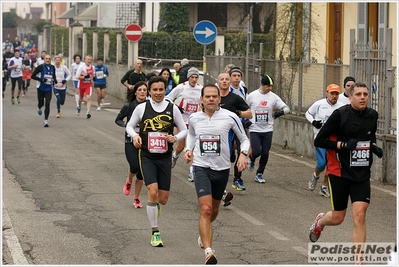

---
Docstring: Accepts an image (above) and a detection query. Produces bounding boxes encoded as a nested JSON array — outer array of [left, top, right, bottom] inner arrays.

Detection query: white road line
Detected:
[[2, 203, 29, 265], [267, 230, 289, 240], [227, 205, 265, 225], [271, 151, 397, 197]]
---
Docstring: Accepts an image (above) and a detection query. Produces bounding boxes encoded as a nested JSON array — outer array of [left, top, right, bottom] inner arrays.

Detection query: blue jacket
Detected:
[[31, 64, 56, 92]]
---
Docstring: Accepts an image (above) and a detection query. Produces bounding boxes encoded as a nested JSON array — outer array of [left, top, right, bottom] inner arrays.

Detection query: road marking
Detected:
[[267, 230, 289, 240], [292, 246, 308, 257], [271, 151, 396, 197], [227, 205, 265, 226], [2, 202, 29, 265]]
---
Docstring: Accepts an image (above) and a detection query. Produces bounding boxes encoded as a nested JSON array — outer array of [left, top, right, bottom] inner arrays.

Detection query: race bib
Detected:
[[350, 141, 371, 166], [55, 82, 63, 88], [255, 109, 269, 124], [199, 135, 221, 156], [185, 102, 199, 114], [96, 71, 104, 79], [44, 74, 53, 85], [148, 132, 168, 153]]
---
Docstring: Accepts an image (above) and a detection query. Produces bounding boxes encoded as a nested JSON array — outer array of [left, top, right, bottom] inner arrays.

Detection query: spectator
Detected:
[[178, 58, 191, 84]]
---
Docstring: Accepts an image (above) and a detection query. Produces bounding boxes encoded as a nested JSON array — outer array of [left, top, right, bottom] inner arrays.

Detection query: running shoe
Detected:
[[123, 181, 132, 195], [188, 171, 194, 182], [171, 152, 179, 168], [76, 106, 81, 116], [255, 173, 265, 183], [319, 186, 330, 198], [198, 236, 204, 249], [22, 93, 25, 97], [232, 180, 246, 190], [38, 109, 42, 116], [309, 212, 325, 242], [96, 107, 101, 111], [56, 112, 61, 118], [43, 120, 49, 127], [133, 197, 143, 208], [222, 191, 233, 207], [87, 113, 91, 119], [17, 96, 20, 104], [11, 97, 15, 105], [308, 173, 319, 191], [248, 157, 255, 172], [151, 231, 163, 247], [157, 202, 161, 218], [205, 251, 217, 265]]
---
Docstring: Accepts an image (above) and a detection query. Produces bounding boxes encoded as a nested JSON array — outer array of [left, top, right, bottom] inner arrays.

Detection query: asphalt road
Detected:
[[2, 85, 397, 265]]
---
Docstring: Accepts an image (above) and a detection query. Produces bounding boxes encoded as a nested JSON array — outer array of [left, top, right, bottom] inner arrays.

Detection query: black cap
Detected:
[[261, 75, 274, 85], [343, 76, 356, 87], [97, 56, 104, 61]]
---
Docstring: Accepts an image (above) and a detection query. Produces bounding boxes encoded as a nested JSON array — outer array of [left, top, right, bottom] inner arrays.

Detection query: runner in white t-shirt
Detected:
[[184, 84, 249, 265], [246, 75, 290, 183], [166, 67, 202, 181]]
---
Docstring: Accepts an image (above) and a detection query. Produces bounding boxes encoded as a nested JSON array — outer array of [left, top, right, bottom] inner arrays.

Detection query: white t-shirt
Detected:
[[165, 81, 203, 123], [338, 92, 350, 105], [54, 65, 72, 90], [70, 62, 83, 81], [305, 98, 345, 139], [246, 89, 289, 133], [186, 108, 250, 171], [8, 56, 23, 78]]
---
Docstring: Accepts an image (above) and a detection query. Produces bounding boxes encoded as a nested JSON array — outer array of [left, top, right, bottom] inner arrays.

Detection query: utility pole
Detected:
[[245, 5, 253, 86]]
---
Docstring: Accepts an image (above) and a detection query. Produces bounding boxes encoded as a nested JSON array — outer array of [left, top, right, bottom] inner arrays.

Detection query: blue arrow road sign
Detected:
[[193, 20, 217, 45]]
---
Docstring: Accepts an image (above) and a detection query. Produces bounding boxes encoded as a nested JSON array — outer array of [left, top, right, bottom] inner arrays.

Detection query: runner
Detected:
[[125, 76, 187, 247], [246, 75, 290, 183], [184, 84, 249, 264], [309, 82, 382, 264], [53, 55, 72, 118], [76, 55, 95, 119], [8, 49, 23, 104], [70, 54, 83, 111], [93, 56, 109, 111], [115, 81, 148, 208], [30, 54, 56, 127]]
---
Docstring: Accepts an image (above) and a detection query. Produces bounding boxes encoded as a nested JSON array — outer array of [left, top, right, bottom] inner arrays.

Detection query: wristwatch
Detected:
[[241, 150, 248, 156]]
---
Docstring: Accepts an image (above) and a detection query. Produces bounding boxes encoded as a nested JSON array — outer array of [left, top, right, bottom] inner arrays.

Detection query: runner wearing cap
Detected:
[[339, 76, 356, 105], [246, 75, 290, 183], [306, 84, 345, 197]]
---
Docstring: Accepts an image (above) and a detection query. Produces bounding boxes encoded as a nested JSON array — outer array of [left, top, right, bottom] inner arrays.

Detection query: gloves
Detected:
[[243, 119, 252, 129], [93, 76, 97, 81], [177, 106, 184, 114], [41, 78, 47, 83], [340, 139, 358, 150], [84, 74, 90, 79], [312, 120, 323, 129], [62, 80, 67, 84], [371, 145, 383, 158], [273, 110, 284, 119]]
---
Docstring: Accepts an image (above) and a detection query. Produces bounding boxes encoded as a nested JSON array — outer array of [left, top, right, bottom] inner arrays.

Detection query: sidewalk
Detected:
[[66, 81, 126, 110]]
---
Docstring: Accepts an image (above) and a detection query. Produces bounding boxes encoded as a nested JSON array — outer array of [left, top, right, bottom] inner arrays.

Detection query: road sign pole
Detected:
[[203, 45, 206, 79]]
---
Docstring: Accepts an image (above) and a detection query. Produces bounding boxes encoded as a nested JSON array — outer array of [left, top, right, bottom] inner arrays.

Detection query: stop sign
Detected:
[[124, 24, 142, 42]]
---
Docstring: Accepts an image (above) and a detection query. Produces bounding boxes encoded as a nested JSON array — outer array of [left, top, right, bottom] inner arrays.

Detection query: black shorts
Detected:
[[193, 166, 229, 200], [328, 174, 371, 211], [139, 151, 171, 190], [124, 142, 142, 180], [95, 84, 106, 89]]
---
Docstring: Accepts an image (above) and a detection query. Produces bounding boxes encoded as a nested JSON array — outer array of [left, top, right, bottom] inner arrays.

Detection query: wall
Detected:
[[273, 115, 397, 184]]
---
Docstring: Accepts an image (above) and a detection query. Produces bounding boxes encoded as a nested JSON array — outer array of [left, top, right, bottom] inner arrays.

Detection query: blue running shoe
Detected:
[[38, 109, 42, 116], [232, 180, 246, 191], [255, 173, 265, 183]]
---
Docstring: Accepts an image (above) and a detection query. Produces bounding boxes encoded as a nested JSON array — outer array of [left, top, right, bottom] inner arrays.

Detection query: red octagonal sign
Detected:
[[125, 23, 142, 42]]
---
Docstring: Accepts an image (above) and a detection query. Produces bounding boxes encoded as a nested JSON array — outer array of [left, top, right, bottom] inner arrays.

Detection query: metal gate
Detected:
[[350, 28, 396, 134]]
